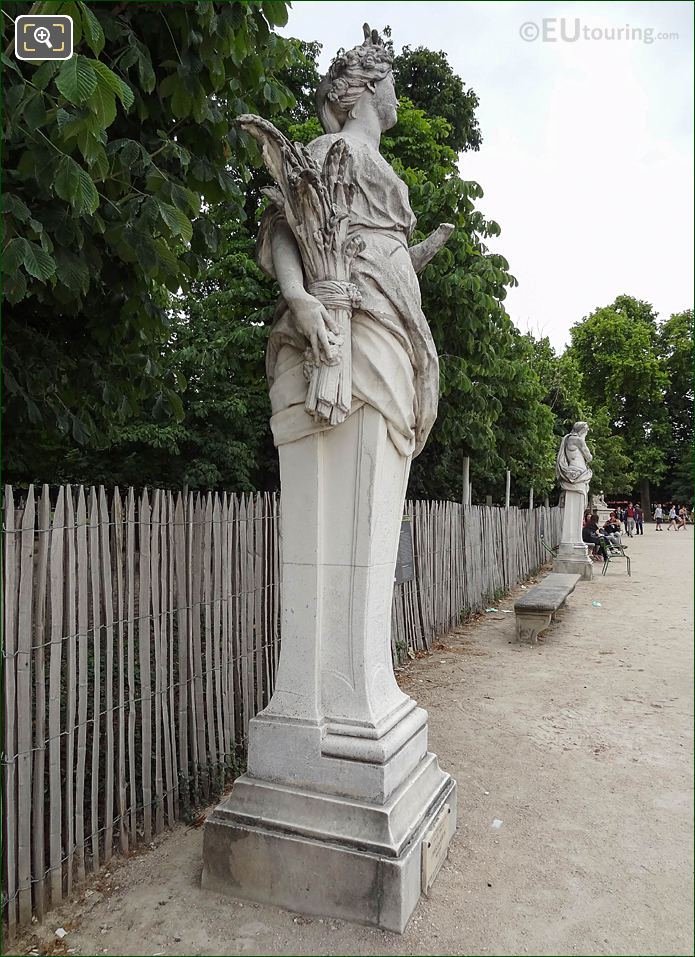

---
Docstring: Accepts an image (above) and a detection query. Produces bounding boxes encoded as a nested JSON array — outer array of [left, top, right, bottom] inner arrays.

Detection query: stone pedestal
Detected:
[[553, 485, 593, 580], [202, 406, 456, 931], [202, 752, 456, 932], [553, 544, 593, 580]]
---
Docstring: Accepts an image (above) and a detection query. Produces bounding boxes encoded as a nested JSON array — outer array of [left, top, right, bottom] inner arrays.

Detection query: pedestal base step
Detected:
[[201, 775, 456, 933], [553, 556, 593, 580]]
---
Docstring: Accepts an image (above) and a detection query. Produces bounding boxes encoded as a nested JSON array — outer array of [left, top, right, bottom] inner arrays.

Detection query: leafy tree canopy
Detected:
[[527, 335, 585, 436], [660, 309, 693, 452], [2, 0, 294, 483], [566, 294, 670, 491], [43, 34, 527, 496], [584, 406, 636, 496], [391, 43, 482, 154], [658, 309, 693, 503], [6, 16, 688, 509]]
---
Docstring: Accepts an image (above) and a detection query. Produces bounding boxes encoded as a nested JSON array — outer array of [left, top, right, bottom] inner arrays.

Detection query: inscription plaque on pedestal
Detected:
[[421, 802, 452, 893], [395, 517, 414, 584]]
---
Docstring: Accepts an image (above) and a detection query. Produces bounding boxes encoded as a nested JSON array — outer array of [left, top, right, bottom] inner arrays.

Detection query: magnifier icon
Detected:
[[34, 25, 53, 49]]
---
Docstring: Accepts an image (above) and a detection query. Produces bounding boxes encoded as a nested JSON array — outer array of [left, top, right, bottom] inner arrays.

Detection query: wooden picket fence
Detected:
[[1, 484, 561, 934], [392, 500, 562, 659]]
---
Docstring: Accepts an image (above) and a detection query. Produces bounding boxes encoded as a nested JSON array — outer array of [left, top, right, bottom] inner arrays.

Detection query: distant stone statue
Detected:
[[202, 24, 456, 932], [591, 488, 611, 523], [592, 490, 608, 510], [556, 421, 593, 491], [553, 422, 594, 579]]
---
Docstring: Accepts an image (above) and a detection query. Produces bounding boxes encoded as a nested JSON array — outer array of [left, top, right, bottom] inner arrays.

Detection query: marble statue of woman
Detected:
[[258, 26, 452, 459], [249, 26, 454, 730], [556, 421, 593, 492], [552, 421, 595, 580], [202, 26, 457, 932]]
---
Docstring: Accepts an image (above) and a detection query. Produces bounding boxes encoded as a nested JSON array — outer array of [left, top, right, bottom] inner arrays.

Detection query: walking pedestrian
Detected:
[[678, 505, 688, 530], [634, 503, 644, 535], [668, 505, 678, 530], [654, 503, 664, 531], [626, 502, 636, 537]]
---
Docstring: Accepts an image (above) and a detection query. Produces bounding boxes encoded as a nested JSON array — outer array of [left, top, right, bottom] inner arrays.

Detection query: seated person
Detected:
[[602, 512, 623, 546], [582, 515, 608, 561]]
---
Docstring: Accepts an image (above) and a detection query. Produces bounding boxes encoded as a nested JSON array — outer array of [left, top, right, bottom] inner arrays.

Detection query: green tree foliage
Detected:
[[488, 332, 557, 500], [240, 38, 321, 218], [661, 448, 694, 506], [528, 335, 585, 437], [54, 217, 277, 490], [381, 44, 555, 500], [391, 44, 481, 153], [566, 295, 670, 499], [584, 406, 636, 496], [9, 20, 628, 507], [2, 0, 294, 483], [660, 309, 694, 448], [55, 36, 321, 490], [378, 98, 555, 500], [527, 335, 634, 497], [31, 33, 557, 500], [659, 309, 694, 502], [380, 98, 514, 498]]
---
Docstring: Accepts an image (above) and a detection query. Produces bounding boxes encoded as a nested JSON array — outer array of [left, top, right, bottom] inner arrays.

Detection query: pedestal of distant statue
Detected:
[[591, 490, 611, 525], [552, 422, 594, 581], [201, 25, 456, 933], [554, 488, 593, 579]]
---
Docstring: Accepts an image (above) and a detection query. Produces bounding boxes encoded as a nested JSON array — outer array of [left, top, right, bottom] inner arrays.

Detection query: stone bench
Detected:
[[513, 573, 581, 644]]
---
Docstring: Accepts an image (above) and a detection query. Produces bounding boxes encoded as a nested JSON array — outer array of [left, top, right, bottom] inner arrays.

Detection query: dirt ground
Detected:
[[10, 528, 694, 957]]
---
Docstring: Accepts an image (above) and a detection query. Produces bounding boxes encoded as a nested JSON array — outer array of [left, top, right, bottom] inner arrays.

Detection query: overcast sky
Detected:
[[280, 1, 694, 351]]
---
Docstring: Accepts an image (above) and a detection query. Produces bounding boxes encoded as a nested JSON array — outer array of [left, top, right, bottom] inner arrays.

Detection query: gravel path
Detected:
[[12, 527, 693, 956]]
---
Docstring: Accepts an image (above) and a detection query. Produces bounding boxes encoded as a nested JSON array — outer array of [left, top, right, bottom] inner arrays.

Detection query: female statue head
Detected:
[[573, 421, 589, 437], [316, 23, 397, 134]]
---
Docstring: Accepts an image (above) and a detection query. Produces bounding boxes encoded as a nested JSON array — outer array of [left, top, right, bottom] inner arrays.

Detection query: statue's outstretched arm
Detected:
[[409, 223, 454, 274]]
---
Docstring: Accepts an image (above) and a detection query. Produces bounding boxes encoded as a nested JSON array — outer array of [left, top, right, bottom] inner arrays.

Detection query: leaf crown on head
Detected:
[[316, 23, 393, 133]]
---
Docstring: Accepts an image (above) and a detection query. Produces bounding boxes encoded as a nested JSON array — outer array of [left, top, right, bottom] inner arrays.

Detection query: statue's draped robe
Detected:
[[556, 434, 592, 488], [257, 132, 439, 458]]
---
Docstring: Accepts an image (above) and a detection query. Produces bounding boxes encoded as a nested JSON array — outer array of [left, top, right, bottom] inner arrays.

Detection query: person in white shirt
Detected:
[[667, 505, 678, 530], [654, 504, 664, 530]]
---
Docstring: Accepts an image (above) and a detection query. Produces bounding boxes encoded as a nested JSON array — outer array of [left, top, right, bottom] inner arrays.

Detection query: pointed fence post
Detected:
[[462, 456, 470, 507]]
